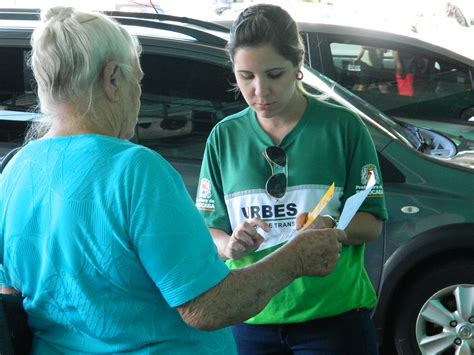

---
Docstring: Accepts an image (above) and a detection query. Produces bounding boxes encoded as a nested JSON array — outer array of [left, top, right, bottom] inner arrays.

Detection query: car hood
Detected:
[[440, 132, 474, 169], [301, 67, 474, 170], [449, 149, 474, 169], [391, 117, 474, 170], [395, 117, 474, 142]]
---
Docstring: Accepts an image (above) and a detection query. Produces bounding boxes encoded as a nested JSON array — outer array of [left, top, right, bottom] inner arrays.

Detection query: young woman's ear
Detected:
[[102, 61, 121, 102]]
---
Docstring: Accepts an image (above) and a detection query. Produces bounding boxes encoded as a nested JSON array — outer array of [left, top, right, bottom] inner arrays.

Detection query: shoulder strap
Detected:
[[0, 147, 21, 174]]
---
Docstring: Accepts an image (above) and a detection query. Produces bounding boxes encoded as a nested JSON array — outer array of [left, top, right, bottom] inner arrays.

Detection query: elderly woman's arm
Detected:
[[177, 227, 344, 330]]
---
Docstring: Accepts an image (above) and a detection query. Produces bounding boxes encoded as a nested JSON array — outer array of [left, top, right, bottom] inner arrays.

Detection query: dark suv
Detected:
[[1, 9, 474, 354]]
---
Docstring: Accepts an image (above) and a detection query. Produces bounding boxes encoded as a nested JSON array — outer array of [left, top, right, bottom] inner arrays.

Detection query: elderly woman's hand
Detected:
[[295, 213, 336, 231], [291, 228, 345, 277], [224, 219, 270, 260]]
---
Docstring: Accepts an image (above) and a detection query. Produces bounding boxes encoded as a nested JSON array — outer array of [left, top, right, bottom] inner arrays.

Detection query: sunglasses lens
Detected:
[[265, 146, 286, 167], [266, 173, 287, 199]]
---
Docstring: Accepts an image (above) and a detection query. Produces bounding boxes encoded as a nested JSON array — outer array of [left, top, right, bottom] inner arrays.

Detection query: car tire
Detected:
[[393, 258, 474, 355]]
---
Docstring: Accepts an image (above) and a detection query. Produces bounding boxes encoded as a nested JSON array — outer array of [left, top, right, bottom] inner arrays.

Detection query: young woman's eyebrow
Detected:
[[236, 66, 286, 74], [266, 67, 286, 72]]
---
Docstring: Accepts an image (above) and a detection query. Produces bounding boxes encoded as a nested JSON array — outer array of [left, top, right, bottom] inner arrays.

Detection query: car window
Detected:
[[326, 40, 473, 122], [0, 46, 247, 158], [0, 47, 36, 111], [0, 46, 34, 143], [134, 53, 246, 161]]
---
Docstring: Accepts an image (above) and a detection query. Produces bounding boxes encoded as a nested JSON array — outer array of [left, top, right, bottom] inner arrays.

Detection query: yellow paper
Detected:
[[301, 182, 335, 231]]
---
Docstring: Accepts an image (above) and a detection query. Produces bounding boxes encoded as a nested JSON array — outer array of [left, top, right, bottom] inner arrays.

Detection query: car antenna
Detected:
[[149, 0, 159, 15]]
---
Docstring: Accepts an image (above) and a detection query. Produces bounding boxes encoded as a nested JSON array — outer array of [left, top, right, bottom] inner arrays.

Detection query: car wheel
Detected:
[[393, 259, 474, 354]]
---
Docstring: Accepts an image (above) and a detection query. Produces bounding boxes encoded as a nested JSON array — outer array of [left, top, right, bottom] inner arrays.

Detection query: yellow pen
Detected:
[[301, 182, 335, 231]]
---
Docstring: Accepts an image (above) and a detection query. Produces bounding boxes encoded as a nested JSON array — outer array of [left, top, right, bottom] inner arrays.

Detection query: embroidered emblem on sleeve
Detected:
[[361, 164, 377, 185], [196, 178, 215, 211], [357, 164, 384, 196]]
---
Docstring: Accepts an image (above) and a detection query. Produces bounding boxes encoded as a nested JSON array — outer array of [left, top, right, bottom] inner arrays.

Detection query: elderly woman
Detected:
[[0, 7, 343, 353]]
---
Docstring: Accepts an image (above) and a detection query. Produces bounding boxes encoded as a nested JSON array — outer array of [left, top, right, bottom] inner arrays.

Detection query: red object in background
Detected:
[[396, 73, 414, 96]]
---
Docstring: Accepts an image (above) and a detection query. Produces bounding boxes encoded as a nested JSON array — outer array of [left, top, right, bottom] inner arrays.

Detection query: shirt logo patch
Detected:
[[358, 164, 384, 196], [196, 178, 215, 211], [198, 178, 212, 199], [361, 164, 377, 185]]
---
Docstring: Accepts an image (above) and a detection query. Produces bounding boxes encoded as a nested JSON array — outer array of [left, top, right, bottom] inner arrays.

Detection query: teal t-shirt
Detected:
[[0, 135, 236, 354], [197, 96, 388, 324]]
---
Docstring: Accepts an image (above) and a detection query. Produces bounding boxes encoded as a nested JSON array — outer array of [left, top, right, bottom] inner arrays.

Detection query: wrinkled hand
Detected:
[[291, 228, 346, 277], [295, 213, 335, 231], [224, 219, 270, 260]]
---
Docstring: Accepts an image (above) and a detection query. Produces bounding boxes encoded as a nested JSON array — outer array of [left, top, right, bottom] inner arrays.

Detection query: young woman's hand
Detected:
[[224, 219, 270, 260]]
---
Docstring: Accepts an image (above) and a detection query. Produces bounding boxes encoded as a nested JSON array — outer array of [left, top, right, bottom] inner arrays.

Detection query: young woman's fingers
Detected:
[[295, 213, 308, 230], [247, 218, 271, 233]]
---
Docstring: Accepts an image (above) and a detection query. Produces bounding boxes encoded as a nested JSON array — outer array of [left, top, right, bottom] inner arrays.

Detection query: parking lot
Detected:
[[1, 4, 474, 354]]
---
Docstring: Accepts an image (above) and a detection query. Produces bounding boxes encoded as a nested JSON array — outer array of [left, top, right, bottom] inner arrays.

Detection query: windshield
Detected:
[[301, 65, 415, 147], [300, 67, 469, 165]]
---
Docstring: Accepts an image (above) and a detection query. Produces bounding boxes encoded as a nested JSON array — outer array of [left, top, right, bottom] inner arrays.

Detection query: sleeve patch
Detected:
[[196, 178, 215, 211]]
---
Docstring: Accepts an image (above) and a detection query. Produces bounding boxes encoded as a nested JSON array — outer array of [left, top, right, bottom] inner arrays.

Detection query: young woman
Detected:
[[196, 4, 388, 354]]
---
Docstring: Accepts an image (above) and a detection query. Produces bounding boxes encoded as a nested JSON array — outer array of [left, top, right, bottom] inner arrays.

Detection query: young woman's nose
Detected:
[[254, 76, 270, 97]]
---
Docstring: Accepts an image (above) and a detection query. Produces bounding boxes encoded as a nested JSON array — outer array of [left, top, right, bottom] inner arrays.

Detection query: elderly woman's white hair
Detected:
[[28, 7, 141, 140]]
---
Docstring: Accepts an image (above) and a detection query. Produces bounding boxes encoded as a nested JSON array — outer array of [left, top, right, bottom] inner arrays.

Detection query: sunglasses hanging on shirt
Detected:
[[263, 146, 287, 199]]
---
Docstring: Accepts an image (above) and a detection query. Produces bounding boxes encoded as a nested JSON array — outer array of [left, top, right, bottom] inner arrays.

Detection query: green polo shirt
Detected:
[[197, 96, 387, 324]]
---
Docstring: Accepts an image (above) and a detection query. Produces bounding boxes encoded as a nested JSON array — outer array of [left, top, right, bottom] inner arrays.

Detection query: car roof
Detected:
[[0, 8, 230, 47], [296, 21, 474, 64]]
